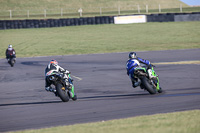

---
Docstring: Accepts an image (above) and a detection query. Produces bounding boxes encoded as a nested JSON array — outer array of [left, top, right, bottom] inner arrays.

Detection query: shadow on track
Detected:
[[158, 92, 200, 97], [21, 61, 44, 66], [0, 93, 166, 107], [78, 93, 154, 101], [0, 101, 62, 107], [167, 87, 200, 92]]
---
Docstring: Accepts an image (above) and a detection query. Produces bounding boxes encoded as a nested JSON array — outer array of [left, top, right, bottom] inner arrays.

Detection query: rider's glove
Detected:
[[148, 63, 153, 69], [64, 70, 70, 74]]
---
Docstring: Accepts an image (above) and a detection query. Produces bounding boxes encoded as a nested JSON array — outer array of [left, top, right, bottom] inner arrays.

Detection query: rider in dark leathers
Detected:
[[126, 52, 154, 88], [5, 44, 16, 61]]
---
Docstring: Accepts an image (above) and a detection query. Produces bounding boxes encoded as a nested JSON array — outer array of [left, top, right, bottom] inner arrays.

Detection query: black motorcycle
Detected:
[[46, 72, 77, 102], [7, 54, 16, 67]]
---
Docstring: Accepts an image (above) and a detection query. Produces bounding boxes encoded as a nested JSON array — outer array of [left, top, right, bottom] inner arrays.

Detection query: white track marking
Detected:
[[71, 75, 82, 81]]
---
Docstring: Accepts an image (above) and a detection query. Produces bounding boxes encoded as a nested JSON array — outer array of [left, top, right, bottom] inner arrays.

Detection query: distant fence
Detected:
[[0, 12, 200, 30], [0, 4, 198, 20]]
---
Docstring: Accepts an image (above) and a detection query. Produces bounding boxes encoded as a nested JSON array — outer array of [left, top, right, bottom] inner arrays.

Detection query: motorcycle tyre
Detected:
[[158, 87, 163, 93], [141, 77, 157, 95], [67, 90, 77, 101], [56, 83, 69, 102], [72, 94, 77, 101], [10, 58, 15, 67]]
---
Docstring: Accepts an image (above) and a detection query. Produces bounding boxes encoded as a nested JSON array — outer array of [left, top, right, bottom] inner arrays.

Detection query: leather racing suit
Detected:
[[126, 57, 151, 88], [5, 48, 16, 60], [45, 63, 72, 90]]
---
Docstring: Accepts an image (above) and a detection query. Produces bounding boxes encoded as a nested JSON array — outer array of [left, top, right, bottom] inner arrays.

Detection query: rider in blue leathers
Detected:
[[126, 52, 152, 88]]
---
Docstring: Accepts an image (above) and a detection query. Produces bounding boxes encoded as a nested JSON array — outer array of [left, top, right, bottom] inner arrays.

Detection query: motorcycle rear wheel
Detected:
[[141, 77, 157, 94], [56, 83, 69, 102]]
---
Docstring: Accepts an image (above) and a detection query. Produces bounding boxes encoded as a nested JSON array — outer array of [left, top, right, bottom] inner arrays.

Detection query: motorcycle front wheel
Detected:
[[10, 58, 15, 67], [56, 83, 69, 102]]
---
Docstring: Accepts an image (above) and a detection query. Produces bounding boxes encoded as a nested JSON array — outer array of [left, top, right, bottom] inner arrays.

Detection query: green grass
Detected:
[[9, 110, 200, 133], [0, 0, 188, 10], [0, 0, 190, 20], [0, 21, 200, 58]]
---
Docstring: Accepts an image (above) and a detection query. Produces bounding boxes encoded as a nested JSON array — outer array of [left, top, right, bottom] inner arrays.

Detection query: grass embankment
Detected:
[[0, 22, 200, 58], [9, 110, 200, 133], [0, 0, 187, 10], [0, 21, 200, 58], [0, 0, 189, 19]]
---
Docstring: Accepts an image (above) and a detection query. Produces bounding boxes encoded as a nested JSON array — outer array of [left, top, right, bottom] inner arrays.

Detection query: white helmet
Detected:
[[8, 44, 12, 48]]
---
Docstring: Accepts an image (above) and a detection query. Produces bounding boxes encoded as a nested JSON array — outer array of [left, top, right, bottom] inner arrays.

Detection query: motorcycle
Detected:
[[7, 54, 16, 67], [134, 64, 162, 94], [46, 72, 77, 102]]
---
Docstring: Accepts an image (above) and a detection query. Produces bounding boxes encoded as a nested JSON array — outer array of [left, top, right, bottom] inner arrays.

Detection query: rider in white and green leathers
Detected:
[[45, 60, 76, 99]]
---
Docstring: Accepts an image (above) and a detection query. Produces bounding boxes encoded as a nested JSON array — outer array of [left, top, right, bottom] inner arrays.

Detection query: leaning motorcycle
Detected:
[[46, 72, 77, 102], [134, 64, 162, 94], [7, 54, 16, 67]]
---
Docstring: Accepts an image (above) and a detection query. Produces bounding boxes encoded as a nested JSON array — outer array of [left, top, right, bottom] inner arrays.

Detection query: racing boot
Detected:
[[131, 78, 141, 88], [45, 86, 56, 92], [45, 86, 51, 91], [132, 81, 141, 88]]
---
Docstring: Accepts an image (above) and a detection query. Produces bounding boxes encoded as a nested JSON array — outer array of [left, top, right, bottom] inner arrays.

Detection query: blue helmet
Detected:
[[129, 52, 137, 59]]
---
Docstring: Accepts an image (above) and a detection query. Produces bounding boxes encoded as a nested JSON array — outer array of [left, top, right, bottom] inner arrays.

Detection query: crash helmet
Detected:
[[49, 60, 58, 65], [129, 52, 137, 59], [8, 44, 12, 48]]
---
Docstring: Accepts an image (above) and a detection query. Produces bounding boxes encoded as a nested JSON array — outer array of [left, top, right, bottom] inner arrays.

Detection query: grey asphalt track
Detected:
[[0, 49, 200, 132]]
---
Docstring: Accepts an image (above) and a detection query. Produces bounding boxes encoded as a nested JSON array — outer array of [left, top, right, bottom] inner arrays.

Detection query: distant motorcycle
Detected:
[[134, 64, 163, 94], [7, 54, 16, 67], [46, 72, 77, 102]]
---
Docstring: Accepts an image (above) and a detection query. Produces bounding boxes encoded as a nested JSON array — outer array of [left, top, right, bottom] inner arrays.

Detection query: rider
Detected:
[[126, 52, 154, 88], [45, 60, 75, 98], [5, 44, 16, 61]]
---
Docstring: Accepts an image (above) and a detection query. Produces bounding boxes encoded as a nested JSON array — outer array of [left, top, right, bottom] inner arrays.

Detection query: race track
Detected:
[[0, 49, 200, 132]]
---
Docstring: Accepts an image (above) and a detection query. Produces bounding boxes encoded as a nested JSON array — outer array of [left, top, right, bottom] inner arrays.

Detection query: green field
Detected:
[[0, 0, 191, 20], [0, 21, 200, 58], [9, 110, 200, 133], [0, 0, 188, 10]]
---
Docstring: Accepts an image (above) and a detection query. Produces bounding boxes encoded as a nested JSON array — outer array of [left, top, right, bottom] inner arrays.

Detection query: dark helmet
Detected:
[[129, 52, 137, 59], [49, 60, 58, 65]]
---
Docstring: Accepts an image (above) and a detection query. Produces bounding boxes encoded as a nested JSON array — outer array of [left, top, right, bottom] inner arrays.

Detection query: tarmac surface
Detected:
[[0, 49, 200, 132]]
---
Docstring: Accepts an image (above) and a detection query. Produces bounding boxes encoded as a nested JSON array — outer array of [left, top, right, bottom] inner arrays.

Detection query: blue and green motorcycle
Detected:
[[134, 65, 162, 94]]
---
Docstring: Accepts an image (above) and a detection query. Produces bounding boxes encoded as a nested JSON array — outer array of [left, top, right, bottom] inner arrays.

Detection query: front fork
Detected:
[[151, 67, 160, 90], [68, 74, 75, 98]]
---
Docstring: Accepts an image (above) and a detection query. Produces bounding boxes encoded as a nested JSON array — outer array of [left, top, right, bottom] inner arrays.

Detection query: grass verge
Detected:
[[0, 21, 200, 58], [9, 110, 200, 133]]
